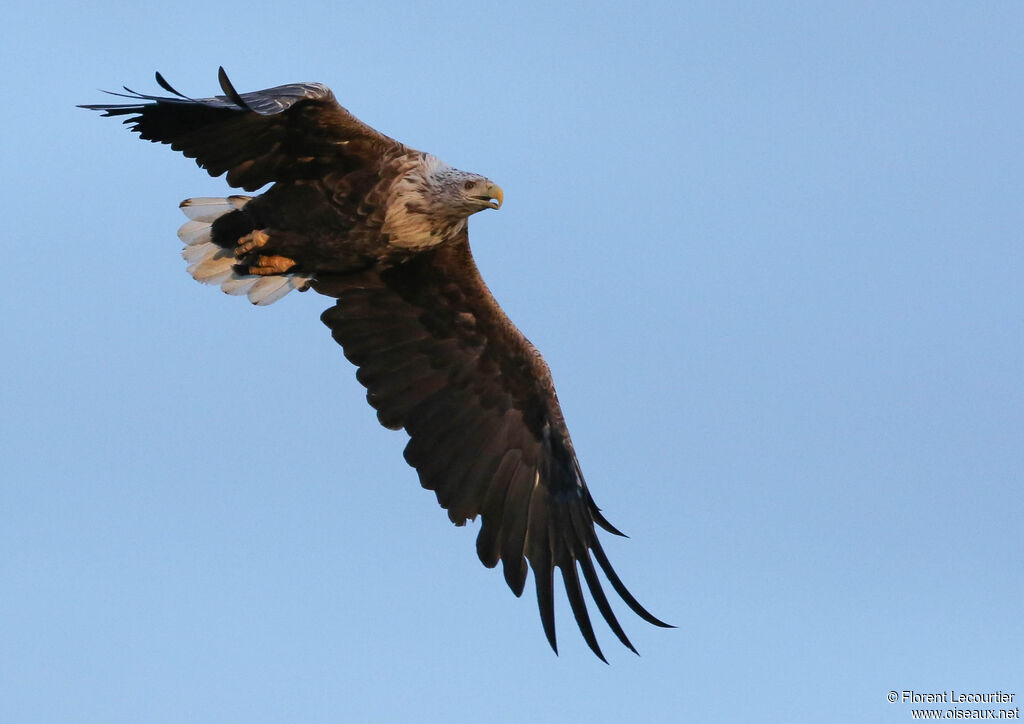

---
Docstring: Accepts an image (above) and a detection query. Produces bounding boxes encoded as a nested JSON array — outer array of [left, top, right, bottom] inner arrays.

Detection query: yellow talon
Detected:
[[249, 255, 296, 275], [236, 229, 270, 256]]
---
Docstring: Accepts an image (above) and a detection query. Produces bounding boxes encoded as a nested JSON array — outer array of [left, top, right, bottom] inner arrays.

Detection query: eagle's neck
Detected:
[[382, 154, 469, 250]]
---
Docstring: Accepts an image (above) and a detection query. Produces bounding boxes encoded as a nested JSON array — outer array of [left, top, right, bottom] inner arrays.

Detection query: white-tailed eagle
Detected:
[[82, 69, 670, 660]]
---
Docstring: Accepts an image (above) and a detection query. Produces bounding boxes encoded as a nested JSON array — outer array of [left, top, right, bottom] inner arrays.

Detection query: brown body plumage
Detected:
[[82, 68, 670, 660]]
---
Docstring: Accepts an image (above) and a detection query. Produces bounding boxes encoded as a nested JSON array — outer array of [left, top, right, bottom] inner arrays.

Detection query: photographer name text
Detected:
[[900, 692, 1016, 705]]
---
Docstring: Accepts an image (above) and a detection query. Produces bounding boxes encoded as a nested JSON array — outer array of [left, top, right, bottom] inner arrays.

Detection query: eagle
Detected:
[[82, 68, 671, 660]]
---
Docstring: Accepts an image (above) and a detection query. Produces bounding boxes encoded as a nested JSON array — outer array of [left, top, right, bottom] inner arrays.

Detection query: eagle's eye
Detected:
[[463, 180, 476, 190]]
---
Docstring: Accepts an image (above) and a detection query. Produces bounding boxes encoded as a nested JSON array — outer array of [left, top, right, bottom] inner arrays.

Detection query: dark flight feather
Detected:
[[80, 68, 399, 191], [315, 237, 674, 656]]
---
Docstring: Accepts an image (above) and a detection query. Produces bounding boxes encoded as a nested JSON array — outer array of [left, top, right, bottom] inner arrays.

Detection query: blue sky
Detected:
[[2, 2, 1022, 722]]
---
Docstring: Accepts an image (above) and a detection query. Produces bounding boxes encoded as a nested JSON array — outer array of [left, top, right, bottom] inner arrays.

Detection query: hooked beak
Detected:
[[477, 183, 503, 210]]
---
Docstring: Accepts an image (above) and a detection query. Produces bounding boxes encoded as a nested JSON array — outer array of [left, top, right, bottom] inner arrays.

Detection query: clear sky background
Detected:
[[2, 2, 1022, 722]]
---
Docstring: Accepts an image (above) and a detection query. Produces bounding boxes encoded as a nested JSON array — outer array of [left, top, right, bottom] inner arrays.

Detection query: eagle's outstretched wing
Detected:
[[79, 67, 400, 191], [314, 236, 673, 661]]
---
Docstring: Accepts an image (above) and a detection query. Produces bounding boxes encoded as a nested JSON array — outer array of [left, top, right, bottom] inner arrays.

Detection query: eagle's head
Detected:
[[425, 160, 503, 217], [453, 172, 504, 213], [384, 154, 503, 249]]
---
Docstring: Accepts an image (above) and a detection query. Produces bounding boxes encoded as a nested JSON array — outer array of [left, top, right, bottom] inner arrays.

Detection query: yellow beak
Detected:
[[485, 183, 503, 210]]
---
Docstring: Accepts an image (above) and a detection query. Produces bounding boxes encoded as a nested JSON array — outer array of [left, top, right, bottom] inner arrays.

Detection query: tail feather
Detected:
[[186, 246, 235, 284], [177, 220, 213, 246], [179, 196, 250, 222], [249, 275, 309, 305], [177, 196, 312, 305], [218, 274, 310, 306]]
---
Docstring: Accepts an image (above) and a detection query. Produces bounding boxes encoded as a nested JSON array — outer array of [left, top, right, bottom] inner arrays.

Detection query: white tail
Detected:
[[177, 197, 313, 306]]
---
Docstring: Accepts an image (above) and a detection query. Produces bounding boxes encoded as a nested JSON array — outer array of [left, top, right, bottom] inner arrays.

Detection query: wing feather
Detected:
[[578, 551, 637, 654], [499, 463, 538, 596], [80, 68, 401, 191], [443, 419, 515, 524], [532, 557, 558, 654], [476, 450, 523, 568], [315, 235, 670, 656], [591, 537, 674, 629], [560, 557, 606, 663]]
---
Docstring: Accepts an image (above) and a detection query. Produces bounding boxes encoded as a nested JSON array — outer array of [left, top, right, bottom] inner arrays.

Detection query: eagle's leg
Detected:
[[232, 229, 297, 275], [236, 255, 297, 276], [236, 229, 269, 255]]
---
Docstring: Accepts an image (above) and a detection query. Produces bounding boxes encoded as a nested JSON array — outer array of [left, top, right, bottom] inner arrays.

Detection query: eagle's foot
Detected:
[[236, 229, 270, 256], [237, 255, 297, 276]]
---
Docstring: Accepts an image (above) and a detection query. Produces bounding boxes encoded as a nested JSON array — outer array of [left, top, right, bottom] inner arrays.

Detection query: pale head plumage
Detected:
[[383, 154, 503, 249]]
